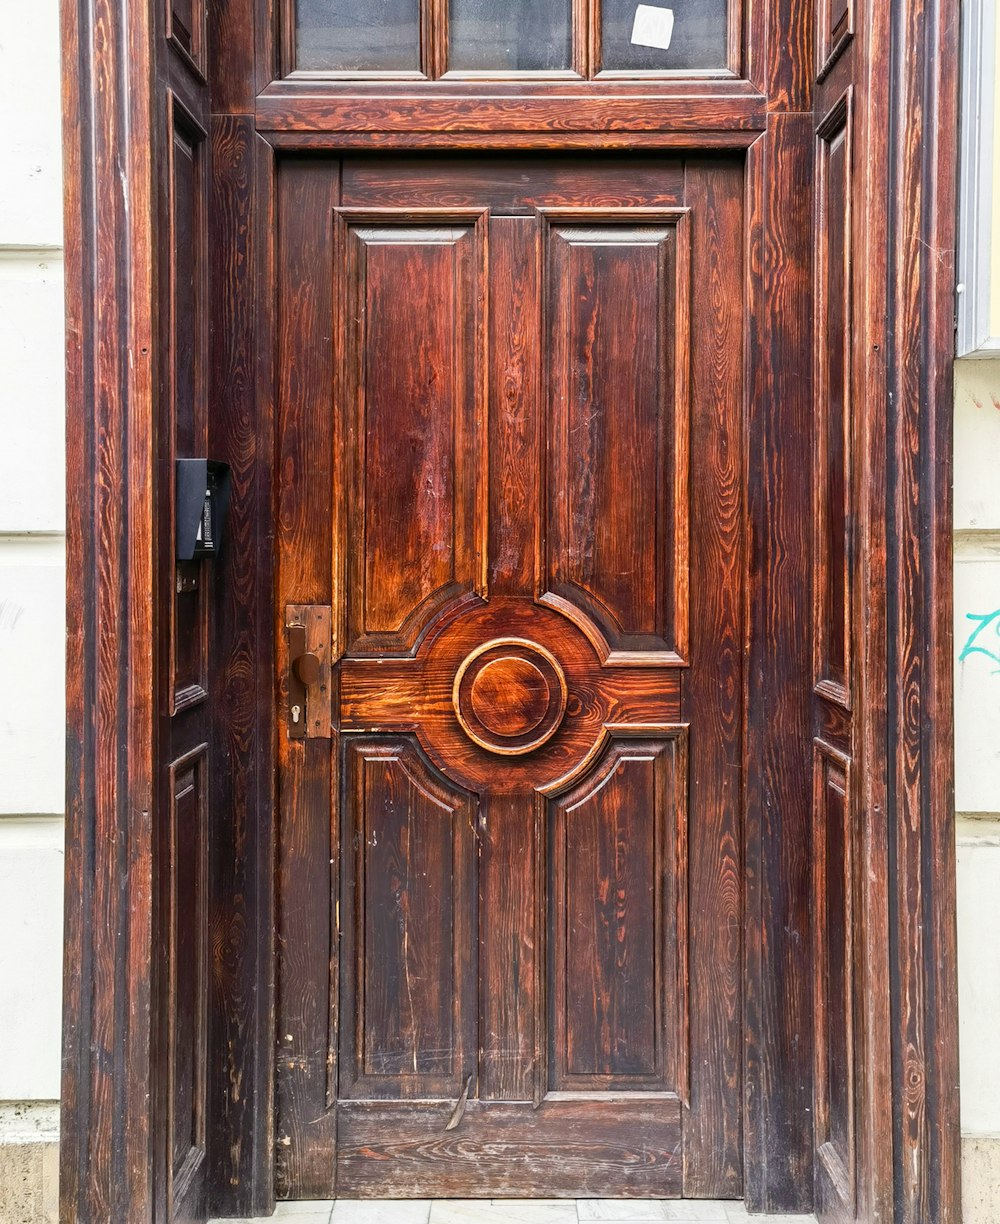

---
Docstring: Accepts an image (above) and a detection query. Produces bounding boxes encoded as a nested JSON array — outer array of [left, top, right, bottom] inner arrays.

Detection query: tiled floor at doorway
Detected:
[[211, 1199, 818, 1223]]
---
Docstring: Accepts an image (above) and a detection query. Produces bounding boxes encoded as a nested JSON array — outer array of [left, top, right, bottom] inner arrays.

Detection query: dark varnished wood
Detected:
[[62, 0, 962, 1216], [809, 0, 962, 1216], [157, 70, 212, 1224], [679, 158, 745, 1200], [337, 209, 488, 655], [167, 746, 210, 1213], [813, 91, 852, 710], [343, 154, 686, 212], [877, 0, 961, 1217], [542, 210, 689, 664], [549, 734, 687, 1096], [275, 156, 744, 1200], [742, 112, 815, 1213], [204, 116, 277, 1219], [478, 789, 538, 1100], [256, 80, 768, 140], [336, 1098, 683, 1197], [812, 30, 862, 1224], [338, 596, 681, 795], [273, 156, 340, 1202], [339, 739, 477, 1099], [812, 741, 856, 1216]]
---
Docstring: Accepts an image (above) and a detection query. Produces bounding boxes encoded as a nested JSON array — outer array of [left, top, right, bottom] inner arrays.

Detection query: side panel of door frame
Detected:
[[869, 0, 962, 1216], [61, 0, 159, 1213]]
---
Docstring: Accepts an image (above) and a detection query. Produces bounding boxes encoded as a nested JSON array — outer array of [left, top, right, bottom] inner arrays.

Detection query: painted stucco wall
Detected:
[[0, 0, 996, 1221], [0, 0, 65, 1100], [0, 0, 65, 1215], [954, 360, 1000, 1224]]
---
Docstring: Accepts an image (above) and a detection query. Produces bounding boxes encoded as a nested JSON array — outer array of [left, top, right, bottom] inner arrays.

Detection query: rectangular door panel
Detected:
[[339, 738, 477, 1099], [550, 734, 687, 1093], [337, 211, 488, 656], [812, 741, 856, 1217], [542, 213, 689, 662], [335, 1098, 683, 1198], [341, 155, 686, 213]]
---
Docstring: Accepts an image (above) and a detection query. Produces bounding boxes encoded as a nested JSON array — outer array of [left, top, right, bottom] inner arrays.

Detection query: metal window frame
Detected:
[[958, 0, 1000, 356]]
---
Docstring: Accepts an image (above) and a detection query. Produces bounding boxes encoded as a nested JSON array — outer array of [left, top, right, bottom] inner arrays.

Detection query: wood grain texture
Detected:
[[809, 89, 855, 1224], [336, 1099, 683, 1198], [256, 83, 768, 138], [813, 91, 853, 709], [63, 0, 963, 1213], [274, 156, 341, 1202], [679, 158, 744, 1200], [812, 741, 855, 1219], [478, 791, 538, 1100], [166, 100, 210, 716], [742, 114, 815, 1214], [488, 216, 541, 596], [337, 596, 681, 795], [339, 739, 477, 1098], [809, 0, 962, 1216], [745, 0, 813, 108], [167, 746, 210, 1213], [543, 212, 689, 663], [275, 157, 743, 1201], [60, 0, 184, 1211], [881, 0, 961, 1217], [337, 209, 488, 655], [342, 155, 686, 213], [270, 130, 766, 152], [205, 116, 277, 1221], [156, 50, 213, 1224], [549, 735, 687, 1094]]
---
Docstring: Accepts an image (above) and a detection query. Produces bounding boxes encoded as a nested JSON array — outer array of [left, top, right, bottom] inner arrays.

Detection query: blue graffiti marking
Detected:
[[960, 608, 1000, 673]]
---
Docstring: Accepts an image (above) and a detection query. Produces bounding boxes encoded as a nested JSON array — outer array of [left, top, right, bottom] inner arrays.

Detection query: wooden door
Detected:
[[275, 154, 745, 1200]]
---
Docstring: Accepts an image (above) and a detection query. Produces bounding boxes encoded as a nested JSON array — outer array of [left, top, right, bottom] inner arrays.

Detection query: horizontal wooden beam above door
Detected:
[[254, 81, 767, 139]]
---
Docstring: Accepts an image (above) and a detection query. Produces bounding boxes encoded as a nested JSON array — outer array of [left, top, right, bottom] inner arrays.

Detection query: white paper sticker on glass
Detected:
[[602, 0, 728, 70], [630, 5, 675, 50]]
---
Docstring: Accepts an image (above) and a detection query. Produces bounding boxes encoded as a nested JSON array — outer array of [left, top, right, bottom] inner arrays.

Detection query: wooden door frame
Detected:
[[60, 0, 960, 1219]]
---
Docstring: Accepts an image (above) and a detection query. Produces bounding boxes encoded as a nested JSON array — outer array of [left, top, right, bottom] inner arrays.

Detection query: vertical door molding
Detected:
[[743, 113, 816, 1214], [811, 0, 963, 1217], [876, 0, 962, 1216], [61, 0, 160, 1218]]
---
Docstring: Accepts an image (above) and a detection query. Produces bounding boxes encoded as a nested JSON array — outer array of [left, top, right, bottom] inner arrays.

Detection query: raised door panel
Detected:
[[340, 156, 687, 214], [812, 742, 856, 1216], [812, 85, 859, 1224], [337, 211, 488, 657], [339, 738, 477, 1099], [813, 95, 853, 708], [167, 746, 209, 1212], [549, 734, 687, 1095], [167, 96, 209, 714], [542, 213, 690, 663]]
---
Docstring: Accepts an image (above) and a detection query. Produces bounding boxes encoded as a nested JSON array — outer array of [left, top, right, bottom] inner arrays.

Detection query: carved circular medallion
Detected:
[[453, 638, 568, 756]]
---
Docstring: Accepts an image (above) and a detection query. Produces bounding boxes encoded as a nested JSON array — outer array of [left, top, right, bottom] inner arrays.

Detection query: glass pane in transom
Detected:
[[601, 0, 728, 71], [448, 0, 573, 71], [296, 0, 420, 71]]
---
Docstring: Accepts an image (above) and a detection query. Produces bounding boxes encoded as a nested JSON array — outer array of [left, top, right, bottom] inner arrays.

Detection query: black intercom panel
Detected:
[[175, 459, 232, 560]]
